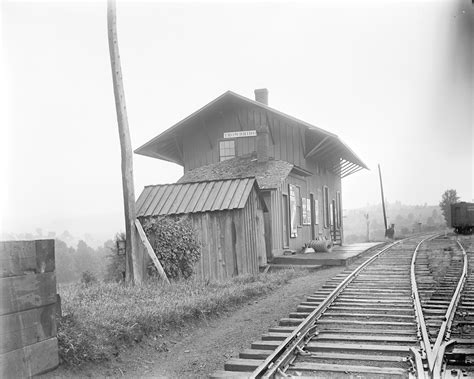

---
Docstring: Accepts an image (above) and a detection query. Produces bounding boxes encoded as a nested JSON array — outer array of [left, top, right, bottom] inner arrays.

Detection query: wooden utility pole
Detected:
[[378, 164, 388, 233], [364, 213, 370, 242], [107, 0, 144, 284]]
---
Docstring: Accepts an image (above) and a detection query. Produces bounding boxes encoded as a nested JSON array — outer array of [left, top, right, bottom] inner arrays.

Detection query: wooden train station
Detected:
[[136, 89, 368, 280]]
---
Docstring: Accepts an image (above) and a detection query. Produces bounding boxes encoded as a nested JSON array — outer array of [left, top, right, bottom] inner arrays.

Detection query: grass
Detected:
[[57, 269, 306, 367]]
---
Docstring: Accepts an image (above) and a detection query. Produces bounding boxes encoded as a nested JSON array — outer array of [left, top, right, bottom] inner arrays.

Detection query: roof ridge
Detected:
[[134, 89, 367, 172], [135, 90, 338, 155]]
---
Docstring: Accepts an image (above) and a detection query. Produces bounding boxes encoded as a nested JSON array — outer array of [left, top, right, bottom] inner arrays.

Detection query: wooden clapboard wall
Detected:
[[0, 240, 59, 377]]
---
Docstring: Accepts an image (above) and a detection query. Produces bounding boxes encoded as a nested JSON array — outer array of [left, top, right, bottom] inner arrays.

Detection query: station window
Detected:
[[219, 140, 235, 161]]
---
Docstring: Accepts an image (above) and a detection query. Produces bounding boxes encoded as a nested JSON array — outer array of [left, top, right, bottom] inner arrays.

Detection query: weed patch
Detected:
[[57, 269, 306, 367]]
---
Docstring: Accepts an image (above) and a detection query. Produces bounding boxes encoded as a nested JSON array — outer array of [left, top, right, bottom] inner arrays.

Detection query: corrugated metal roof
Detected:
[[136, 178, 256, 217]]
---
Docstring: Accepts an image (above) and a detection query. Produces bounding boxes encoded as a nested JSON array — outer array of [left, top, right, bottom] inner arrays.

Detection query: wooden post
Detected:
[[378, 164, 388, 233], [107, 0, 144, 284], [135, 220, 170, 284]]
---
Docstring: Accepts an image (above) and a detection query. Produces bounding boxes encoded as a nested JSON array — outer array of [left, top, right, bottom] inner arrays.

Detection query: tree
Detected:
[[105, 233, 126, 282], [55, 239, 77, 284], [439, 189, 459, 225]]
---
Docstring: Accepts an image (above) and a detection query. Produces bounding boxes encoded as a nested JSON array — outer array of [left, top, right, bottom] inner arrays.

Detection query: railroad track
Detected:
[[211, 234, 473, 378], [443, 236, 474, 377]]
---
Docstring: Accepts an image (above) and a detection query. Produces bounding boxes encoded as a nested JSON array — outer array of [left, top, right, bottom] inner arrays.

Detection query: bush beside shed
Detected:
[[136, 177, 267, 281]]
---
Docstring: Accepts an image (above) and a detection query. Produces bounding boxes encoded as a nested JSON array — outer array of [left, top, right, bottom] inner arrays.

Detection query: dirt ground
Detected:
[[46, 266, 344, 378]]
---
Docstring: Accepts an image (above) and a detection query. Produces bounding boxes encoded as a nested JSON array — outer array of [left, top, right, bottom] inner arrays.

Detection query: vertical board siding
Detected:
[[270, 188, 283, 256], [255, 192, 267, 267], [286, 174, 310, 251], [269, 118, 275, 158], [224, 215, 233, 278], [182, 106, 315, 173], [236, 107, 256, 157], [218, 214, 225, 280], [247, 194, 257, 273], [293, 125, 302, 167], [184, 107, 265, 172], [276, 119, 283, 161], [185, 187, 265, 281], [269, 172, 344, 254], [173, 101, 348, 259], [0, 240, 59, 378], [301, 158, 343, 241], [286, 123, 293, 165], [234, 210, 244, 275], [242, 205, 250, 274]]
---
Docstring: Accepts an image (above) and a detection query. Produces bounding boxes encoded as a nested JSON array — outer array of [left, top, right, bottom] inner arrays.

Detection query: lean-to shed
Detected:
[[136, 177, 267, 281]]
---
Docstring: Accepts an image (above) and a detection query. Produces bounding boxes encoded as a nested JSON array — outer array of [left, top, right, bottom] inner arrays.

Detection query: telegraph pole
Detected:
[[107, 0, 144, 284], [364, 213, 370, 242], [378, 164, 388, 233]]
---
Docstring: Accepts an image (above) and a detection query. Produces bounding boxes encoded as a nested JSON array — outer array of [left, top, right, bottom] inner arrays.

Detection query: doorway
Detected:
[[310, 193, 316, 240], [282, 194, 289, 248], [331, 199, 337, 241]]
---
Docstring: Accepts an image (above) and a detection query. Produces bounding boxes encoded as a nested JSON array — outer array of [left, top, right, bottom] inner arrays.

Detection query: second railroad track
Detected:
[[212, 234, 473, 378]]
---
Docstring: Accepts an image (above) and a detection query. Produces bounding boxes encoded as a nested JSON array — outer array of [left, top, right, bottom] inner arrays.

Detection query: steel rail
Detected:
[[410, 234, 440, 372], [433, 340, 456, 379], [431, 239, 468, 379], [250, 239, 407, 378], [409, 347, 426, 379]]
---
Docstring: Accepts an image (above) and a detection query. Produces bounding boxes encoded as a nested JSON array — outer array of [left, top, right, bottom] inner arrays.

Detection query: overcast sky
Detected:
[[1, 0, 472, 242]]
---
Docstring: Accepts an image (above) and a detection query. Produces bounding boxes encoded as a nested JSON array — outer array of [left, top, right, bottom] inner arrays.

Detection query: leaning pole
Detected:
[[107, 0, 144, 284]]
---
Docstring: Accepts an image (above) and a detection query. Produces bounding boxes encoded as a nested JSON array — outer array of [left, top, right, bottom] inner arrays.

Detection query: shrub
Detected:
[[80, 271, 97, 286], [141, 217, 201, 280], [104, 233, 126, 283]]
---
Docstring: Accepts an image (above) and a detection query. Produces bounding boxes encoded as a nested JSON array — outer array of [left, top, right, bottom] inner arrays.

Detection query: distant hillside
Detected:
[[343, 201, 446, 243], [0, 230, 116, 284], [1, 228, 112, 249]]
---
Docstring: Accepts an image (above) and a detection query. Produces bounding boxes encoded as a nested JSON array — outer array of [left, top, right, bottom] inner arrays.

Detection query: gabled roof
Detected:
[[178, 155, 293, 189], [135, 90, 368, 175], [136, 178, 258, 217]]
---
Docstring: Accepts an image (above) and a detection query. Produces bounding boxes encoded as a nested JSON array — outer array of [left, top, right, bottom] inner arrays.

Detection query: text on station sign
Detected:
[[223, 130, 257, 139]]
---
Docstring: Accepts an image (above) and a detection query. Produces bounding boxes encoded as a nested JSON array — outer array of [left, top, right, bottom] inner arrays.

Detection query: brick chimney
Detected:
[[254, 88, 268, 105]]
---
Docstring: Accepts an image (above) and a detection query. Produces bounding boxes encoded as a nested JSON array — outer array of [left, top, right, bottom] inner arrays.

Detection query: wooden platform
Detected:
[[269, 242, 384, 267]]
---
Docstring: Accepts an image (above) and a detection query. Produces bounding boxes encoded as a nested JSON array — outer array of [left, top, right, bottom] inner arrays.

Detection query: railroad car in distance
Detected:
[[451, 202, 474, 234]]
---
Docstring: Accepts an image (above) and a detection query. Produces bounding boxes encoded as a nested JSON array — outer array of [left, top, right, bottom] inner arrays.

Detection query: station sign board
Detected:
[[223, 130, 257, 139]]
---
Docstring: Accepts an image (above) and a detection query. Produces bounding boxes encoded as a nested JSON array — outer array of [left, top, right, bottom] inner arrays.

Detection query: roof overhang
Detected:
[[290, 165, 313, 177], [135, 90, 369, 177]]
